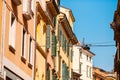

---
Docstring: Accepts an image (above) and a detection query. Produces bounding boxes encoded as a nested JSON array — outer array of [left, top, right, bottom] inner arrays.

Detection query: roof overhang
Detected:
[[46, 0, 59, 16], [58, 13, 78, 45], [36, 1, 54, 28], [36, 2, 48, 23]]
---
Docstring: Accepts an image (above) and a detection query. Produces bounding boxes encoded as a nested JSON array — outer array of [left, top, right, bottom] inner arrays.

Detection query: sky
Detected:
[[60, 0, 117, 71]]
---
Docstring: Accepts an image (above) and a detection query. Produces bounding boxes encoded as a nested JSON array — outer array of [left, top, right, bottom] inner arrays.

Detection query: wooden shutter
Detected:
[[67, 42, 69, 56], [52, 74, 57, 80], [52, 33, 56, 56], [53, 17, 56, 27], [62, 62, 65, 80], [47, 69, 50, 80], [46, 25, 50, 49]]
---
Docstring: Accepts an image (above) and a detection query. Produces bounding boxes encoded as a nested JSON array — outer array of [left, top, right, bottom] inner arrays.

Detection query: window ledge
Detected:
[[9, 45, 16, 54], [28, 63, 33, 69], [21, 56, 26, 63]]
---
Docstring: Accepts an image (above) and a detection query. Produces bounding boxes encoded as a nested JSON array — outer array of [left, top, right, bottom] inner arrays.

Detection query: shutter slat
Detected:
[[46, 25, 50, 49], [52, 33, 56, 56]]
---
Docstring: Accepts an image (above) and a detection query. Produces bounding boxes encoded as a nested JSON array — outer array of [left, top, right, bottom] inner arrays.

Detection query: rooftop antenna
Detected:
[[82, 38, 85, 47]]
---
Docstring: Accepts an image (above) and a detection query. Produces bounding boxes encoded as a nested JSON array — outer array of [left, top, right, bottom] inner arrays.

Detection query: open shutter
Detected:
[[52, 33, 56, 56], [46, 25, 50, 49]]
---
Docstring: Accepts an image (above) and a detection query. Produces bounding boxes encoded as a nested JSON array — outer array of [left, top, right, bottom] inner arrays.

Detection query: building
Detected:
[[35, 0, 60, 80], [0, 0, 4, 79], [111, 0, 120, 80], [79, 45, 95, 80], [55, 6, 78, 80], [0, 0, 35, 80], [73, 43, 82, 80], [93, 67, 116, 80]]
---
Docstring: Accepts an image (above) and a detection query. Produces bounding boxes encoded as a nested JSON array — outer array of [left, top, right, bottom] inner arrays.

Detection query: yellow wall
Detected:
[[35, 6, 47, 80], [36, 49, 46, 80]]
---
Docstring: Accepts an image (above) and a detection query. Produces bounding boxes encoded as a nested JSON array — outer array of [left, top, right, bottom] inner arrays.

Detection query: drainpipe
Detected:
[[1, 0, 6, 79], [33, 1, 37, 80]]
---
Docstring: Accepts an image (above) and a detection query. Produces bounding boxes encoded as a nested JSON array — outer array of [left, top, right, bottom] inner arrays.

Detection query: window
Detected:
[[22, 28, 26, 58], [79, 63, 82, 73], [9, 12, 16, 53], [87, 55, 89, 61], [86, 66, 91, 78], [28, 37, 33, 68], [80, 51, 82, 58], [90, 57, 92, 62], [89, 67, 91, 78], [86, 66, 88, 77]]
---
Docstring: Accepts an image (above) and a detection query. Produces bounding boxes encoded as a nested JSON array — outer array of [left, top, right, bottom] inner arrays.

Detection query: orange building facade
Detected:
[[93, 67, 116, 80], [0, 0, 35, 80]]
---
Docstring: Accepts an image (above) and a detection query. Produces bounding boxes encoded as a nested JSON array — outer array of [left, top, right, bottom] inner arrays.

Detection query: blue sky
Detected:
[[61, 0, 117, 71]]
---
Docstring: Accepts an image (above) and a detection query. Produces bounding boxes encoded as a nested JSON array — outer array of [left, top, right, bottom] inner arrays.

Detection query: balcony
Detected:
[[12, 0, 21, 5], [46, 0, 59, 16], [22, 0, 32, 20]]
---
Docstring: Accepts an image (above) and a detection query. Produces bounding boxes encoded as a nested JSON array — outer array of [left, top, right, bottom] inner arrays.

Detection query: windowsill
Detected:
[[21, 56, 26, 64], [28, 62, 33, 69], [9, 45, 16, 54]]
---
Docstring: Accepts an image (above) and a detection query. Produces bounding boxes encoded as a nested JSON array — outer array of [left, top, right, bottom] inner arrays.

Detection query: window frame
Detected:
[[28, 36, 34, 68], [9, 11, 16, 53], [21, 27, 27, 63]]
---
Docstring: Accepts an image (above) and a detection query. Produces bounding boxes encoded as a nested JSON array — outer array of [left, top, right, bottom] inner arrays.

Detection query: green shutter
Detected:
[[58, 25, 61, 45], [67, 42, 69, 56], [53, 17, 56, 27], [52, 33, 56, 56], [62, 62, 65, 80], [71, 69, 73, 79], [52, 74, 57, 80], [71, 49, 73, 62], [46, 25, 50, 49], [64, 39, 66, 53], [47, 69, 50, 80]]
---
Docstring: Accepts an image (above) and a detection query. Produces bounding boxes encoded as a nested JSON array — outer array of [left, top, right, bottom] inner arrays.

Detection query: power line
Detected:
[[87, 44, 115, 47]]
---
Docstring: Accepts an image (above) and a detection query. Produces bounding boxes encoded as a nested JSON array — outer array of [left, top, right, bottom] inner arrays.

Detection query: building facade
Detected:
[[0, 0, 79, 80], [54, 6, 78, 80], [73, 44, 82, 80], [0, 0, 35, 80], [35, 0, 60, 80], [111, 0, 120, 80], [93, 67, 116, 80], [79, 46, 95, 80], [0, 0, 4, 79]]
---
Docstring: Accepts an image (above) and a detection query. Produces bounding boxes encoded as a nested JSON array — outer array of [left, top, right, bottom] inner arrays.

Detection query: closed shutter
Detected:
[[58, 25, 61, 44], [62, 62, 65, 80], [67, 42, 69, 56], [46, 25, 50, 49], [71, 49, 73, 62], [52, 33, 56, 56], [53, 17, 56, 27], [47, 69, 50, 80], [52, 74, 57, 80]]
